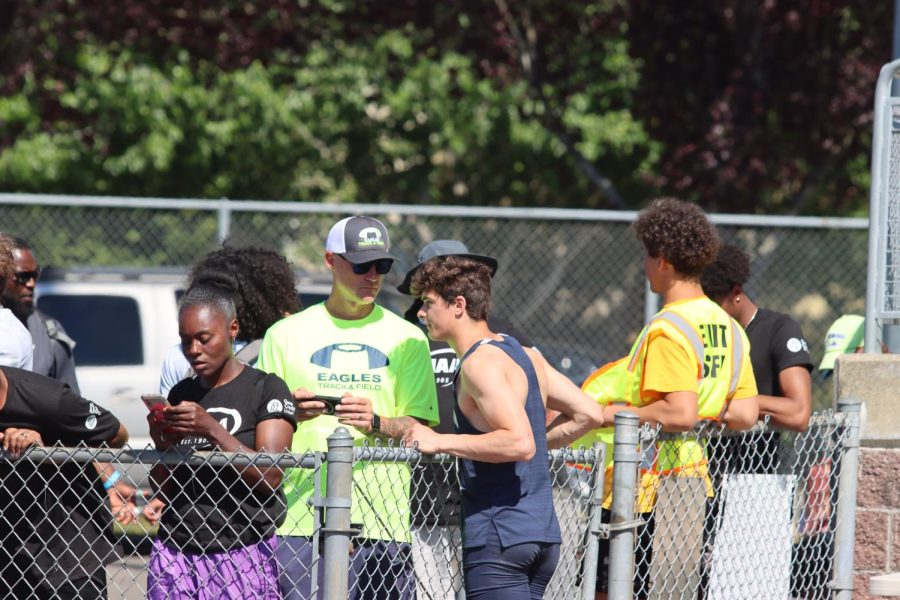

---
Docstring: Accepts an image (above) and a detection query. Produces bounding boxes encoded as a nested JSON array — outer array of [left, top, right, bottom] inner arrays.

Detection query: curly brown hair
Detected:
[[410, 256, 492, 321], [0, 236, 13, 288], [633, 197, 720, 278], [188, 244, 300, 340], [700, 243, 751, 300]]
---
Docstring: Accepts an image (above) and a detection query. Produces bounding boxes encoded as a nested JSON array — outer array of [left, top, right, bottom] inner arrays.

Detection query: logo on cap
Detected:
[[358, 227, 385, 247]]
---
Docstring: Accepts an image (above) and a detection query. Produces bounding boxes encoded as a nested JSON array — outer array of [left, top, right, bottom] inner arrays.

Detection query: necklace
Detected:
[[745, 309, 759, 328]]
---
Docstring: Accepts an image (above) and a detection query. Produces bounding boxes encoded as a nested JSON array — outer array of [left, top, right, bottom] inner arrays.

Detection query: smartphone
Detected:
[[141, 394, 170, 412], [313, 395, 343, 415]]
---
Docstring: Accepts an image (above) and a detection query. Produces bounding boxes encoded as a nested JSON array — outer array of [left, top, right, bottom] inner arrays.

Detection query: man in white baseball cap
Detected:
[[258, 215, 438, 600]]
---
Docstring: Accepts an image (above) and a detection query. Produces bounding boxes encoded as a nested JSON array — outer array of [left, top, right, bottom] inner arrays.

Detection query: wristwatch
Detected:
[[371, 414, 381, 434]]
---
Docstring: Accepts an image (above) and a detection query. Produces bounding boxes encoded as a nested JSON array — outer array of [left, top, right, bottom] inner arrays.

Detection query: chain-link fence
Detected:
[[0, 407, 861, 600], [0, 435, 604, 599], [603, 401, 860, 600], [0, 194, 868, 408]]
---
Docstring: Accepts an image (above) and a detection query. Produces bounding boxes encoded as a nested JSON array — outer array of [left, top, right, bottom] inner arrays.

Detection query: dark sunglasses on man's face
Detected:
[[13, 269, 41, 286], [339, 255, 393, 275]]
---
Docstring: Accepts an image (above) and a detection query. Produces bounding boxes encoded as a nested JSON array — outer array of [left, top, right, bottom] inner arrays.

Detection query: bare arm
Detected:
[[334, 394, 426, 439], [756, 366, 812, 431], [525, 349, 605, 448], [722, 396, 760, 430], [604, 391, 699, 432], [403, 348, 536, 462]]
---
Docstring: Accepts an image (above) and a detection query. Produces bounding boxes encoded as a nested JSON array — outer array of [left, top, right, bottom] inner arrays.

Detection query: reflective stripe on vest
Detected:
[[655, 311, 705, 374]]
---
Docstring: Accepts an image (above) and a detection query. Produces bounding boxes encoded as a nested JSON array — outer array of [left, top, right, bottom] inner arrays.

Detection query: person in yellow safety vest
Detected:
[[574, 198, 759, 512]]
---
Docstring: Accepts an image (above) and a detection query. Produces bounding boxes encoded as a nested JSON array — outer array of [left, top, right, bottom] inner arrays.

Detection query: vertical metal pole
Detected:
[[608, 411, 641, 600], [893, 0, 900, 75], [865, 60, 900, 353], [581, 444, 606, 600], [217, 200, 232, 244], [832, 398, 862, 600], [644, 280, 659, 325], [321, 428, 354, 600]]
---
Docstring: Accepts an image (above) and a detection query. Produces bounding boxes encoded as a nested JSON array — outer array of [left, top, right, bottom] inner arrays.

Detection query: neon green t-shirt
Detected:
[[257, 303, 439, 542]]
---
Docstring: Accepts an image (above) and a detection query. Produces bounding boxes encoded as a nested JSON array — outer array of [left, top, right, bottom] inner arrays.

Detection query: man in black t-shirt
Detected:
[[0, 366, 128, 599], [702, 244, 813, 436], [702, 244, 817, 598]]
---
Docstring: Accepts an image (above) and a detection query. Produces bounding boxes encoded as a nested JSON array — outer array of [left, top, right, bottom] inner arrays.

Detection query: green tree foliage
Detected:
[[0, 0, 654, 207], [624, 1, 892, 214], [0, 0, 892, 213]]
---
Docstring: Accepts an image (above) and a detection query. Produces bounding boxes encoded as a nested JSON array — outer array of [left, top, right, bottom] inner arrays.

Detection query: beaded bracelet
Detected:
[[103, 470, 122, 490]]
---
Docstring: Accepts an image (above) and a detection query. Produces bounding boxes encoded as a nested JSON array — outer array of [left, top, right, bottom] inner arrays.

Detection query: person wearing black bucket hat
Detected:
[[257, 215, 438, 600], [397, 240, 497, 295], [398, 240, 533, 428]]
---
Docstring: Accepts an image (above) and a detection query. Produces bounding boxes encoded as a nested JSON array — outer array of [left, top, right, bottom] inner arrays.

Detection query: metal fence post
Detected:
[[832, 398, 862, 600], [217, 199, 232, 244], [581, 444, 606, 600], [608, 411, 641, 600], [321, 427, 355, 600]]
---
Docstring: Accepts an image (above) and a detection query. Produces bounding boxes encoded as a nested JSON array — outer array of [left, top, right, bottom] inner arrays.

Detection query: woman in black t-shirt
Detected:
[[146, 277, 297, 600]]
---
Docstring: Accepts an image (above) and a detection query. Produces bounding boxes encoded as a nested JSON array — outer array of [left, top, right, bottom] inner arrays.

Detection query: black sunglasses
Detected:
[[13, 269, 41, 285], [339, 255, 393, 275]]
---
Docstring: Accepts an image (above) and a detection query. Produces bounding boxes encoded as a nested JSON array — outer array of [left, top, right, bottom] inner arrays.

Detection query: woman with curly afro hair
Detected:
[[159, 244, 300, 396]]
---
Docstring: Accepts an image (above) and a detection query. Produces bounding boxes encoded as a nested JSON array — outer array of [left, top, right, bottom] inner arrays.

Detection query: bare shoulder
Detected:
[[461, 343, 526, 388], [523, 346, 548, 370], [461, 343, 513, 376]]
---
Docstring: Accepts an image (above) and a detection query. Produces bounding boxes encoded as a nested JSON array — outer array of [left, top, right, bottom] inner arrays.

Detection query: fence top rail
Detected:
[[354, 444, 600, 465], [0, 193, 869, 229], [0, 445, 321, 469], [638, 409, 849, 443], [1, 441, 601, 469]]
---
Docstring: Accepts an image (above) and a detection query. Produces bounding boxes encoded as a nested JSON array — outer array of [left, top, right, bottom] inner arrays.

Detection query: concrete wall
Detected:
[[833, 354, 900, 598]]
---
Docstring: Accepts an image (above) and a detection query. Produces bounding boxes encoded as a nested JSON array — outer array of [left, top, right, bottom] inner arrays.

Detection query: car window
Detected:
[[38, 294, 144, 366]]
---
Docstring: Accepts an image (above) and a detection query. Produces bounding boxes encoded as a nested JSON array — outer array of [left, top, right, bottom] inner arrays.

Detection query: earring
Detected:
[[735, 295, 741, 303]]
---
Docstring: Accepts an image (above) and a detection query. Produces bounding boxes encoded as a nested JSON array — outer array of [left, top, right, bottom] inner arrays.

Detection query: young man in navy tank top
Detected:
[[402, 255, 604, 599]]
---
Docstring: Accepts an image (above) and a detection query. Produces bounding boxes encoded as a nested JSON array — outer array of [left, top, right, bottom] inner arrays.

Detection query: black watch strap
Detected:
[[371, 413, 381, 433]]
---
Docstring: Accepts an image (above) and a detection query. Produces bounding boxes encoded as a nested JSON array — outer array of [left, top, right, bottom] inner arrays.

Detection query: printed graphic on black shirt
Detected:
[[161, 367, 296, 553]]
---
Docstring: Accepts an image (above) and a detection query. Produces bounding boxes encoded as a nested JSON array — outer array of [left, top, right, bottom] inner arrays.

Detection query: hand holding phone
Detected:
[[142, 394, 170, 424], [141, 394, 170, 412], [313, 395, 343, 415]]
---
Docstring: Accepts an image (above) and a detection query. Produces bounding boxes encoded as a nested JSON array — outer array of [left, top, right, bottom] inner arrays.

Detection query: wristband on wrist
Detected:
[[371, 414, 381, 434], [103, 470, 122, 490]]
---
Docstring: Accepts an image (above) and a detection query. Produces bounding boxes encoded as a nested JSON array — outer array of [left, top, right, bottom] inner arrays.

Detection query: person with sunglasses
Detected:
[[0, 236, 33, 371], [257, 215, 438, 600], [0, 234, 78, 391]]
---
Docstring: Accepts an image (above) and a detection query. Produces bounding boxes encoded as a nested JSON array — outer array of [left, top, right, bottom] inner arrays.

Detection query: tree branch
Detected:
[[493, 0, 626, 209]]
